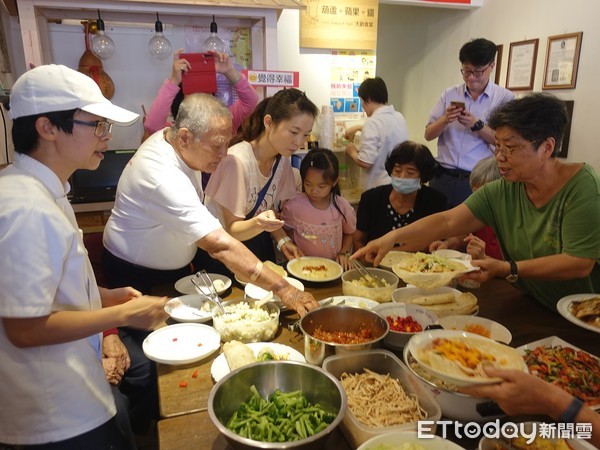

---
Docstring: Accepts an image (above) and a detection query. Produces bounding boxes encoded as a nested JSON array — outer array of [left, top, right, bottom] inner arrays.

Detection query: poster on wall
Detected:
[[505, 39, 538, 91], [329, 50, 372, 145], [300, 0, 378, 50]]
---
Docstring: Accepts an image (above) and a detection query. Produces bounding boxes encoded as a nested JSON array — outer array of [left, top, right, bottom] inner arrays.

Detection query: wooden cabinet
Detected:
[[73, 202, 113, 234]]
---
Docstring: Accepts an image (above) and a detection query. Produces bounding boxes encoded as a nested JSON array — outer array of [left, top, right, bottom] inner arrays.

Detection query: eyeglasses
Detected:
[[460, 64, 491, 78], [493, 142, 529, 158], [68, 119, 113, 138]]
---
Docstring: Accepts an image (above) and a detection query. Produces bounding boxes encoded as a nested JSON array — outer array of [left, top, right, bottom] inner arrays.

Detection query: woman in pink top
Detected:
[[281, 149, 357, 270], [205, 88, 318, 263], [143, 49, 258, 137]]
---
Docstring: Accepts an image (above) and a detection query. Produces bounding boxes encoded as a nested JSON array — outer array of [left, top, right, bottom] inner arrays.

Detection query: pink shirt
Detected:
[[281, 194, 357, 259], [144, 74, 259, 134]]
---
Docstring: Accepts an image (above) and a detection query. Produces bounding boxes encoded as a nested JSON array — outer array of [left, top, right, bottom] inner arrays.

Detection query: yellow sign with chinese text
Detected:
[[300, 0, 378, 50]]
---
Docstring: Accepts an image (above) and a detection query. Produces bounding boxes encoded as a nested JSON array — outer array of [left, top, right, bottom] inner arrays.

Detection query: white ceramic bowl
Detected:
[[342, 268, 399, 303], [403, 345, 506, 422], [358, 431, 466, 450], [438, 315, 512, 344], [373, 302, 439, 349]]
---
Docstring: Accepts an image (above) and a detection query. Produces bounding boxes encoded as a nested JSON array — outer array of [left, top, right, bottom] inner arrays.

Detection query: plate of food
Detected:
[[244, 277, 304, 310], [392, 286, 479, 317], [406, 329, 527, 387], [318, 295, 379, 309], [164, 294, 215, 323], [517, 336, 600, 408], [142, 323, 221, 365], [210, 341, 305, 382], [174, 273, 231, 296], [391, 252, 477, 289], [286, 256, 343, 282], [438, 315, 512, 344], [557, 294, 600, 334]]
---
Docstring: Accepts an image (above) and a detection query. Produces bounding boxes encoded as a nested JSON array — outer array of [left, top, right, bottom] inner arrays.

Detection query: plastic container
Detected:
[[322, 350, 441, 448], [342, 268, 399, 303]]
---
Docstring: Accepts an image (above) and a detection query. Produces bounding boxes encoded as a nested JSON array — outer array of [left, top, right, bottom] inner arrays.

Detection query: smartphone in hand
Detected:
[[450, 101, 466, 112], [181, 53, 217, 95]]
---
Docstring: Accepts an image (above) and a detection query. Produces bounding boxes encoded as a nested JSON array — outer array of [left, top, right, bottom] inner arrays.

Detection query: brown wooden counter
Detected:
[[155, 277, 600, 449]]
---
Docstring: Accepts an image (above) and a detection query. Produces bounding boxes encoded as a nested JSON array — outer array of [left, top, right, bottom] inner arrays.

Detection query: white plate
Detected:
[[319, 295, 379, 309], [164, 295, 214, 323], [210, 342, 305, 382], [142, 323, 221, 365], [174, 273, 232, 296], [286, 257, 343, 282], [359, 431, 466, 450], [438, 315, 512, 344], [407, 329, 527, 387], [517, 336, 600, 409], [557, 293, 600, 334], [244, 277, 305, 310]]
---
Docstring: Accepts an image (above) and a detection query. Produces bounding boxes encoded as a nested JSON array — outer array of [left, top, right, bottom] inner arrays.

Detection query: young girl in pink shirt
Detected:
[[281, 148, 357, 270]]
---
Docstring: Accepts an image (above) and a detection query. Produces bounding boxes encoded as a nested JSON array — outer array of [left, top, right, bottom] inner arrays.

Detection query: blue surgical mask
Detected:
[[391, 176, 421, 194]]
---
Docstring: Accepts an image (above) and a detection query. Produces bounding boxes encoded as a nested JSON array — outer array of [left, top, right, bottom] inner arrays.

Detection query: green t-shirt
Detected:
[[465, 164, 600, 310]]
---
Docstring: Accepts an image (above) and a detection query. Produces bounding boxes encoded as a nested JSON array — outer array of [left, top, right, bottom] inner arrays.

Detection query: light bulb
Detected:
[[91, 10, 115, 60], [203, 15, 226, 53], [149, 13, 172, 60]]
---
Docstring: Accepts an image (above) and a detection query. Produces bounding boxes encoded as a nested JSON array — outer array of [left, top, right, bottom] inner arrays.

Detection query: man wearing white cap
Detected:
[[0, 65, 168, 449]]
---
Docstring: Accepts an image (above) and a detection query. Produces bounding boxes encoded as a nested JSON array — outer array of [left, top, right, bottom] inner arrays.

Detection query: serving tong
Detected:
[[190, 270, 225, 314], [351, 258, 385, 287]]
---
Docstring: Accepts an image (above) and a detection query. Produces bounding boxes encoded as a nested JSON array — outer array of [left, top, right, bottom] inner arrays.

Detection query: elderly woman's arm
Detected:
[[352, 204, 485, 266], [197, 228, 319, 316]]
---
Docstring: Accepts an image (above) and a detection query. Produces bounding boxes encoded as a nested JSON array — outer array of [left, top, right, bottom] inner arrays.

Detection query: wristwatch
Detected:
[[471, 119, 485, 132], [506, 260, 518, 283]]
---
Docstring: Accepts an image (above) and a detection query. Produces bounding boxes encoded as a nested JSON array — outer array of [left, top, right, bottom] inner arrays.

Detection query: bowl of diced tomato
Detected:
[[373, 303, 438, 350]]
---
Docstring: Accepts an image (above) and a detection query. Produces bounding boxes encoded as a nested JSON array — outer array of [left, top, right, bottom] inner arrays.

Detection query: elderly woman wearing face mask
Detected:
[[353, 141, 447, 253]]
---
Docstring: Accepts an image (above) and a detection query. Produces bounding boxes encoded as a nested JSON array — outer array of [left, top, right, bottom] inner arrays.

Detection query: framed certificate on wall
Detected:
[[543, 32, 583, 90], [506, 39, 539, 91]]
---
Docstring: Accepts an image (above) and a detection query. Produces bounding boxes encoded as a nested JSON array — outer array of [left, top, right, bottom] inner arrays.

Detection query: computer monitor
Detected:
[[68, 149, 135, 204]]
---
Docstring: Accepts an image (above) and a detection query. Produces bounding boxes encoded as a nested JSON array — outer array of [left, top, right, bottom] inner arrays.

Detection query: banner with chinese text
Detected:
[[300, 0, 378, 50]]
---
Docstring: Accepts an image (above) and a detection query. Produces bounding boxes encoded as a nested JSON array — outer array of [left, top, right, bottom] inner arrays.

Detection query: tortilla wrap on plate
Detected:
[[416, 335, 526, 385], [403, 292, 478, 317], [392, 252, 476, 289]]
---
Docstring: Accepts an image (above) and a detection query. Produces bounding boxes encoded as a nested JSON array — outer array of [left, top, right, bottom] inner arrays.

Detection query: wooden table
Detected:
[[155, 277, 600, 449]]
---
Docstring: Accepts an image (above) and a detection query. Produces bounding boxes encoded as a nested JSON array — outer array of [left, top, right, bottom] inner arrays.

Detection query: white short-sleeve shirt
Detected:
[[103, 130, 222, 270], [358, 105, 409, 190], [0, 154, 114, 445]]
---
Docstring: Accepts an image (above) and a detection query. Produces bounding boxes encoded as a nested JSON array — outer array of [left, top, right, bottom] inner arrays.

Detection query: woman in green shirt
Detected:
[[353, 93, 600, 310]]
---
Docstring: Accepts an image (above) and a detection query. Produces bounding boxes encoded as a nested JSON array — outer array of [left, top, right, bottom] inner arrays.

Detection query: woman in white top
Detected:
[[205, 88, 319, 262]]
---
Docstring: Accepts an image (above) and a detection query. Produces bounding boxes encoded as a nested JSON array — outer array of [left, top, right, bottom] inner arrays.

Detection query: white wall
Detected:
[[4, 1, 599, 167], [278, 0, 600, 169]]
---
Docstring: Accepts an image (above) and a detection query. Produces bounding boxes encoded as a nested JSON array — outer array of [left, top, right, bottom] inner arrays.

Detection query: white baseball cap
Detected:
[[9, 64, 139, 125]]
